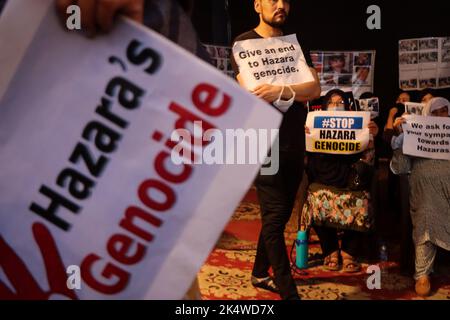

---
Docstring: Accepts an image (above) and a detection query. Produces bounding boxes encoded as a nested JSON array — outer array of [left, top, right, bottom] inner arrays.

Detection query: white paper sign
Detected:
[[405, 102, 426, 115], [232, 34, 314, 90], [402, 115, 450, 160], [0, 0, 282, 299], [305, 111, 371, 155]]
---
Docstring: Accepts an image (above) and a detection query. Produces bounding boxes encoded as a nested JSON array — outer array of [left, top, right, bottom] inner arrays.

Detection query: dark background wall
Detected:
[[192, 0, 450, 121]]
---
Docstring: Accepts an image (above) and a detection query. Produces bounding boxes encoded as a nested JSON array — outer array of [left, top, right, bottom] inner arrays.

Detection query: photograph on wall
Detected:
[[399, 36, 450, 90], [311, 50, 376, 98], [202, 43, 235, 78]]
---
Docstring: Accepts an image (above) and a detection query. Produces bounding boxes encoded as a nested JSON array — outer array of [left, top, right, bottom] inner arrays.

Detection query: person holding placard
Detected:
[[384, 91, 411, 145], [392, 97, 450, 297], [382, 91, 412, 272], [303, 89, 379, 273], [230, 0, 320, 300]]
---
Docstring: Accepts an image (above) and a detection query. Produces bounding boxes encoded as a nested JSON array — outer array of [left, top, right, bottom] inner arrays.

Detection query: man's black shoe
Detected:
[[251, 276, 279, 293]]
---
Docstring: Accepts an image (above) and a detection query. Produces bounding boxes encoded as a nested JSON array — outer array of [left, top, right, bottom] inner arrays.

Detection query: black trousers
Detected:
[[314, 226, 361, 258], [252, 150, 303, 300]]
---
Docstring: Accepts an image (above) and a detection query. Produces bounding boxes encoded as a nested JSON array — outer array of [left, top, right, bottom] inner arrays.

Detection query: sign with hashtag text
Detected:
[[305, 111, 371, 155]]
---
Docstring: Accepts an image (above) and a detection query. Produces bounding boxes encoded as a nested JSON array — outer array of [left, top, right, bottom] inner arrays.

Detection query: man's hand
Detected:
[[56, 0, 144, 36], [236, 67, 321, 103], [251, 84, 283, 103]]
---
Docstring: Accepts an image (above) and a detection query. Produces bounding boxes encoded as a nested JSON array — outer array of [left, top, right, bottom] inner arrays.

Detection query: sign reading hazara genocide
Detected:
[[0, 0, 281, 299]]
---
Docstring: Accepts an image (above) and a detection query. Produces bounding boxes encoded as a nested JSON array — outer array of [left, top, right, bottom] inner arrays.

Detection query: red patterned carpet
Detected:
[[197, 187, 450, 300]]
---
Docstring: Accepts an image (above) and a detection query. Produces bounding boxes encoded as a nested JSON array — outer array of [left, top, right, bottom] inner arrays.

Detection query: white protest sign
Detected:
[[405, 102, 425, 115], [402, 115, 450, 160], [0, 0, 282, 299], [305, 111, 371, 155], [232, 34, 314, 90]]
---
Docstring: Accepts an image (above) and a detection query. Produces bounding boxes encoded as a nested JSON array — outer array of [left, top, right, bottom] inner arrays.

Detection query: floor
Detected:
[[197, 187, 450, 300]]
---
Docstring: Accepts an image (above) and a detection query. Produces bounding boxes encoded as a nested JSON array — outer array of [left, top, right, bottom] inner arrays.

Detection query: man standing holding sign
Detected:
[[231, 0, 320, 300]]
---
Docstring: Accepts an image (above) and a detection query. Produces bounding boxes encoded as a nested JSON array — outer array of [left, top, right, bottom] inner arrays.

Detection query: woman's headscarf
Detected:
[[322, 89, 351, 110], [423, 97, 450, 116]]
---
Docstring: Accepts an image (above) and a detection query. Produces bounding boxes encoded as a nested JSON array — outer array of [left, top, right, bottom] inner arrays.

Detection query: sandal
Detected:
[[323, 250, 340, 271], [341, 251, 361, 273], [415, 275, 431, 297]]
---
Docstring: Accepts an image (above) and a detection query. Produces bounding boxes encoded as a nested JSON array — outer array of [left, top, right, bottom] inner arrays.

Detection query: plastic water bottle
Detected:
[[379, 241, 388, 274], [295, 230, 308, 269], [380, 244, 388, 261]]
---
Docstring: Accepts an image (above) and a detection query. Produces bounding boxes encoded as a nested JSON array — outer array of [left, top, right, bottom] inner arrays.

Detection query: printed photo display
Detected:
[[310, 51, 376, 98], [399, 36, 450, 90], [231, 34, 314, 91], [202, 43, 234, 78], [358, 97, 379, 119]]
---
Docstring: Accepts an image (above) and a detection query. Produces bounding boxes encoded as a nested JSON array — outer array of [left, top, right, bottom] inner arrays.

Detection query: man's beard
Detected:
[[262, 12, 287, 28]]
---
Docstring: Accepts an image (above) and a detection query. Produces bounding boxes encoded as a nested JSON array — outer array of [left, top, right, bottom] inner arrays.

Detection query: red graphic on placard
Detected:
[[0, 222, 78, 300]]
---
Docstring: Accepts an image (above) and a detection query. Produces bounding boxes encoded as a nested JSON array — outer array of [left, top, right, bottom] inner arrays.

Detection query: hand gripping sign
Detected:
[[232, 34, 315, 90], [305, 111, 371, 155], [0, 0, 281, 299]]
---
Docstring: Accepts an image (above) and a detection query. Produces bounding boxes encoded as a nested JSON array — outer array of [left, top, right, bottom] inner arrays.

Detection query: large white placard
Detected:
[[402, 115, 450, 160], [0, 0, 282, 299], [305, 111, 371, 155], [232, 34, 314, 90]]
